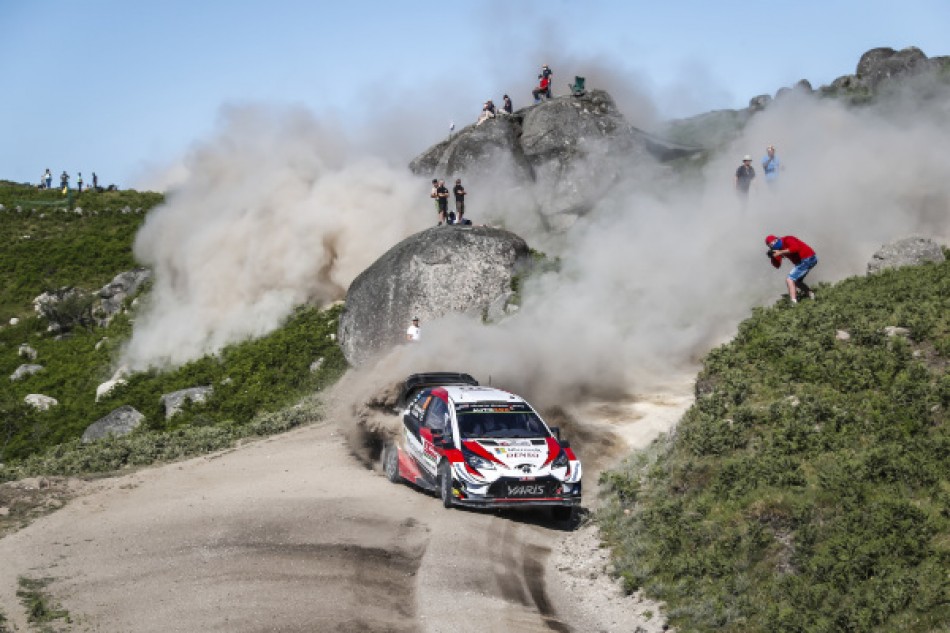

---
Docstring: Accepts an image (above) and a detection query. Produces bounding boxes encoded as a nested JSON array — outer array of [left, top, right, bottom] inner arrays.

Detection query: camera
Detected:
[[767, 249, 776, 258]]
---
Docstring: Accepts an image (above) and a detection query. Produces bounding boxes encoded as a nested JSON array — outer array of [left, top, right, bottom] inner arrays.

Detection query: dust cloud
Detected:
[[378, 80, 950, 408], [124, 75, 949, 413], [121, 104, 430, 369]]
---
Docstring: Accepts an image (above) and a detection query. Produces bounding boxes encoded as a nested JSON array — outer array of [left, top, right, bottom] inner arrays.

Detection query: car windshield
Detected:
[[456, 402, 548, 438]]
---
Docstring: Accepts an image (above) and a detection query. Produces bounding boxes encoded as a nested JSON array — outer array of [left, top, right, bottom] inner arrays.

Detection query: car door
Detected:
[[404, 391, 431, 471], [417, 396, 450, 477]]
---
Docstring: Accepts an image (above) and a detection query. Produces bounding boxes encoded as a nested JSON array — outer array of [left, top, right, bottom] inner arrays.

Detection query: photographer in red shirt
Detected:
[[766, 234, 818, 304]]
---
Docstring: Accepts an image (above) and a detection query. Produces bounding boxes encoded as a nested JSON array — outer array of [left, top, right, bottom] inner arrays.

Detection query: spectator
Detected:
[[453, 179, 466, 224], [476, 100, 496, 126], [761, 145, 781, 185], [92, 172, 98, 190], [502, 94, 513, 114], [436, 180, 450, 225], [44, 168, 52, 189], [533, 74, 551, 103], [735, 155, 755, 195], [430, 178, 440, 221], [60, 171, 69, 191], [77, 172, 83, 193], [765, 234, 818, 303], [406, 317, 421, 342]]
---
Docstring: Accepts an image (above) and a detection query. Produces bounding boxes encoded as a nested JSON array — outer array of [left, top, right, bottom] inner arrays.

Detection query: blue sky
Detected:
[[2, 0, 948, 189]]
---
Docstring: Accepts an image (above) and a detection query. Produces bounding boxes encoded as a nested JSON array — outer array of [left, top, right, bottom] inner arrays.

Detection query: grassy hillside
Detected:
[[0, 182, 162, 317], [598, 257, 950, 632], [0, 182, 348, 479]]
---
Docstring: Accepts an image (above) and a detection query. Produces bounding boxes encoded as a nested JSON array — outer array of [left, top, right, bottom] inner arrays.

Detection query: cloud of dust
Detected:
[[124, 67, 949, 419], [380, 80, 950, 408], [121, 104, 431, 369]]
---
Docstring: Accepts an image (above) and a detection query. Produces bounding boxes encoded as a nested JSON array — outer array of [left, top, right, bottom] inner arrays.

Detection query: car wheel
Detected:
[[383, 442, 401, 483], [439, 461, 454, 509]]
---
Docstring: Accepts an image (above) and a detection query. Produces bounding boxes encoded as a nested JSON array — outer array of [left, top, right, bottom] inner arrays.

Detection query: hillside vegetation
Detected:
[[0, 181, 162, 317], [599, 257, 950, 632], [0, 182, 347, 479]]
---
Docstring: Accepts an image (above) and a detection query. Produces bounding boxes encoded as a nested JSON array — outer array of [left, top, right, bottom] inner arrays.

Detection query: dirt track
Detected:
[[0, 389, 691, 632]]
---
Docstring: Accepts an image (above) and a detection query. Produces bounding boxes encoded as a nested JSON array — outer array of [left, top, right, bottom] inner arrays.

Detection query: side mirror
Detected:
[[549, 426, 561, 441]]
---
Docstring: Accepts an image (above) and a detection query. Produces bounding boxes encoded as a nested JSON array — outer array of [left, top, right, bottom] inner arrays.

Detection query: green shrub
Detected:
[[599, 258, 950, 633]]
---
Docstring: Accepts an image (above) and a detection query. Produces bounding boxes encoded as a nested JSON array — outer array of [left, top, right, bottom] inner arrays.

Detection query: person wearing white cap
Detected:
[[735, 154, 756, 195], [406, 317, 421, 342]]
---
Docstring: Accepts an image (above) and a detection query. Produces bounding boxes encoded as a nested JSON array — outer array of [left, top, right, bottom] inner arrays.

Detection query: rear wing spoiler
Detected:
[[398, 372, 479, 407]]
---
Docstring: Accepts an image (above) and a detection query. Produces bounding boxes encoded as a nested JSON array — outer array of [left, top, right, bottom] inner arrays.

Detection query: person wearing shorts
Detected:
[[766, 234, 818, 303]]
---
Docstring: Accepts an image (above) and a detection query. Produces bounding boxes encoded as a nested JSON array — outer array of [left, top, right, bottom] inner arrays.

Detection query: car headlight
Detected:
[[464, 449, 495, 470], [552, 448, 569, 469]]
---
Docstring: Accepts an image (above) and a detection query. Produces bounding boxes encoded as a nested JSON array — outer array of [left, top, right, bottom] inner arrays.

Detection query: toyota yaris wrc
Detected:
[[382, 373, 582, 520]]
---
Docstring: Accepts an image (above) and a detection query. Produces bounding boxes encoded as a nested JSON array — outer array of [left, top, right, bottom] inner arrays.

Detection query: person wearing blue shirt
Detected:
[[762, 145, 781, 185]]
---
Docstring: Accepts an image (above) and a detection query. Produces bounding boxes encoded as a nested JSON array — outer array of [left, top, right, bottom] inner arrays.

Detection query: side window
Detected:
[[423, 398, 449, 432]]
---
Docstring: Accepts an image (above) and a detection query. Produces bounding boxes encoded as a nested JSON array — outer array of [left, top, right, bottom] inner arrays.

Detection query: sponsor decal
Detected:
[[506, 484, 545, 496], [494, 447, 542, 460]]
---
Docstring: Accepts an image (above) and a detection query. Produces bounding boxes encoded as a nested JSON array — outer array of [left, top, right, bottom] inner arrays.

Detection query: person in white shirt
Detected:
[[406, 317, 421, 342]]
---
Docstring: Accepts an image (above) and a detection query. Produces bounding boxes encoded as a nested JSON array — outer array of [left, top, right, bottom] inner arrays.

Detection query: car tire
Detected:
[[439, 461, 454, 509], [383, 443, 401, 484]]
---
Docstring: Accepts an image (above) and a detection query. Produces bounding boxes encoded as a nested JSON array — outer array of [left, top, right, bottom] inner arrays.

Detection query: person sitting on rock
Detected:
[[532, 74, 551, 103], [476, 100, 496, 126]]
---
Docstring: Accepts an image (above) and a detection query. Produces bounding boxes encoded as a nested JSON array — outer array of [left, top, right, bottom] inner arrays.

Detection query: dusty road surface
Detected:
[[0, 390, 691, 632]]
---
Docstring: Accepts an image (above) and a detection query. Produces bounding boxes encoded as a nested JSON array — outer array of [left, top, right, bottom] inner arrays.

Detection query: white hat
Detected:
[[743, 155, 752, 161]]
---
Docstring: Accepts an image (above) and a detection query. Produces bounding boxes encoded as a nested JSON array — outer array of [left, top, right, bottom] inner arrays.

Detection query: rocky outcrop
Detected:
[[667, 47, 947, 145], [94, 268, 152, 326], [338, 226, 529, 366], [18, 344, 37, 360], [160, 386, 214, 419], [82, 406, 145, 443], [32, 268, 151, 332], [411, 90, 702, 220], [867, 237, 946, 274]]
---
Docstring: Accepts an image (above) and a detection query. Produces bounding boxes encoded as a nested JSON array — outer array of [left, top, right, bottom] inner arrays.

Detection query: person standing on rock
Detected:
[[735, 155, 755, 196], [406, 317, 421, 342], [44, 168, 52, 189], [453, 179, 466, 224], [761, 145, 781, 186], [60, 170, 69, 191], [766, 234, 818, 304], [502, 94, 513, 114], [436, 180, 450, 225], [92, 172, 98, 191], [540, 64, 553, 97], [430, 178, 440, 221], [77, 172, 83, 193]]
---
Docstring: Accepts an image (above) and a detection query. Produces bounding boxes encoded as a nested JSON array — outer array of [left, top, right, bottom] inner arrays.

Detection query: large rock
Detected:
[[94, 268, 152, 326], [338, 226, 529, 365], [410, 90, 702, 220], [867, 237, 946, 274], [82, 405, 145, 443], [856, 46, 932, 90], [160, 386, 214, 419]]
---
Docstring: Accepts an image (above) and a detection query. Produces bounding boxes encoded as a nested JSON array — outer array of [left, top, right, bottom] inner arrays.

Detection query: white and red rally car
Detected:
[[382, 373, 582, 520]]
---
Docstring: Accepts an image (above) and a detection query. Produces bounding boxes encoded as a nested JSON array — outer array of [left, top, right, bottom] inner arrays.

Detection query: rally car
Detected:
[[381, 373, 582, 520]]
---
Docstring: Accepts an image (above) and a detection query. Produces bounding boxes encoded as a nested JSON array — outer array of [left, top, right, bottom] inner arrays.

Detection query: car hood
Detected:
[[463, 437, 556, 469]]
